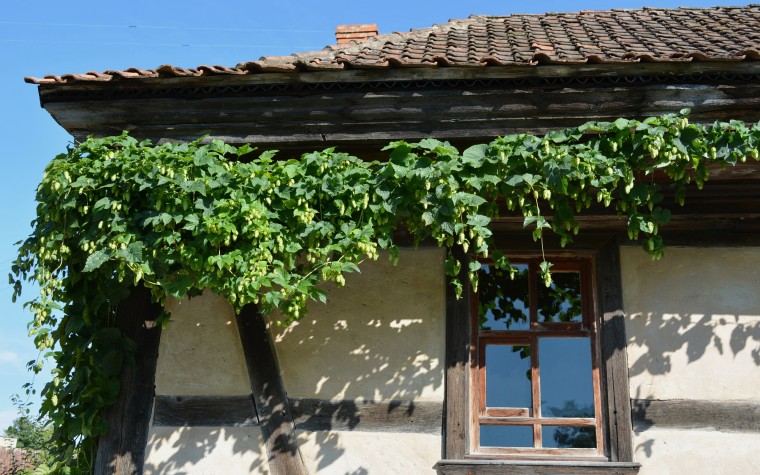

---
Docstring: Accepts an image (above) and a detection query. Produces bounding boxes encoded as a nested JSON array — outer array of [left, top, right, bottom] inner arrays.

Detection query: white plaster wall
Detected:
[[633, 428, 760, 475], [269, 248, 445, 474], [621, 247, 760, 401], [148, 291, 264, 475], [296, 430, 440, 475], [155, 289, 250, 396], [148, 250, 446, 474], [269, 248, 446, 403], [143, 426, 269, 475]]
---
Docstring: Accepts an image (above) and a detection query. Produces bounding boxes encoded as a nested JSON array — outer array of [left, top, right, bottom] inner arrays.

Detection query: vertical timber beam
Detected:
[[236, 304, 308, 475], [94, 286, 163, 475], [596, 237, 635, 462], [444, 246, 471, 458]]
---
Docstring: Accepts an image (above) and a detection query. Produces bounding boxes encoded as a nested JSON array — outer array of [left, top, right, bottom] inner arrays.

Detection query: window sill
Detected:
[[434, 459, 640, 475]]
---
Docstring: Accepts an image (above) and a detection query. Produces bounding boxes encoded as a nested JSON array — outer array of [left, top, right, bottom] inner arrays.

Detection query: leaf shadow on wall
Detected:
[[626, 311, 760, 459], [141, 249, 445, 474], [620, 247, 760, 463], [142, 426, 267, 475], [268, 248, 446, 473]]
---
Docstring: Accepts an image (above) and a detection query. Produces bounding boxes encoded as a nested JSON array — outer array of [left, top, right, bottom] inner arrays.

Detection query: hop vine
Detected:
[[11, 111, 760, 470]]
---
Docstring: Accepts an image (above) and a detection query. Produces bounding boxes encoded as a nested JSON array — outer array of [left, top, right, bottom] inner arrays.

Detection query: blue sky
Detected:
[[0, 0, 748, 433]]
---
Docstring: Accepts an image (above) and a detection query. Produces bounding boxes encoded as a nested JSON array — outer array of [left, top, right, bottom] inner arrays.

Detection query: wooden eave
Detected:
[[35, 61, 760, 148], [33, 60, 760, 236]]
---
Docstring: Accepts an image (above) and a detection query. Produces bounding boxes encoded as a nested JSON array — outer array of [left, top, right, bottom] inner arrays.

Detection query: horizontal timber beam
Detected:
[[289, 397, 443, 434], [632, 399, 760, 433], [435, 459, 640, 474], [39, 75, 760, 146], [152, 395, 257, 427], [149, 394, 443, 434]]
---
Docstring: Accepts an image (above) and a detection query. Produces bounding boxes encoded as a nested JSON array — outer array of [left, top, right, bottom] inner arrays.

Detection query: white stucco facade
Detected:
[[143, 427, 270, 475], [146, 290, 268, 474], [269, 248, 447, 474], [155, 290, 251, 396], [141, 246, 760, 474], [621, 246, 760, 475], [269, 248, 446, 403], [145, 250, 446, 474]]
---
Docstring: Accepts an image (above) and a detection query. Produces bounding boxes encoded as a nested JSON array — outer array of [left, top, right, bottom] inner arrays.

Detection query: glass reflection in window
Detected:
[[485, 344, 532, 409], [542, 425, 596, 449], [478, 264, 530, 331], [539, 337, 595, 418], [481, 425, 533, 448], [536, 271, 583, 323]]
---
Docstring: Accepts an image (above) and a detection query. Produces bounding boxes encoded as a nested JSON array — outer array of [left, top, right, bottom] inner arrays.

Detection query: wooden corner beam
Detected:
[[236, 304, 308, 475], [94, 286, 163, 475]]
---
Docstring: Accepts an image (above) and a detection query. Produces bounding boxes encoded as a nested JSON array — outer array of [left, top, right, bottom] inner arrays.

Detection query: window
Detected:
[[438, 241, 639, 474], [470, 258, 604, 457]]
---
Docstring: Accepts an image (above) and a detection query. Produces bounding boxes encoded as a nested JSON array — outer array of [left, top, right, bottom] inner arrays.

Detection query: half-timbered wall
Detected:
[[138, 246, 760, 474], [144, 290, 270, 474], [621, 247, 760, 475], [142, 250, 446, 474], [269, 247, 446, 474]]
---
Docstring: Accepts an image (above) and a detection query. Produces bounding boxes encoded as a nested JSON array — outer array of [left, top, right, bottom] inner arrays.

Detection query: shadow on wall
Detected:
[[270, 248, 445, 403], [143, 426, 267, 475], [627, 313, 760, 381], [141, 248, 445, 474], [628, 312, 760, 460], [621, 246, 760, 463], [269, 248, 446, 473]]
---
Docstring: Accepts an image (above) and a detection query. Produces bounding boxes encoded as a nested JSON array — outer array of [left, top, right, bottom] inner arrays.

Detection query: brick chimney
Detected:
[[335, 24, 379, 44]]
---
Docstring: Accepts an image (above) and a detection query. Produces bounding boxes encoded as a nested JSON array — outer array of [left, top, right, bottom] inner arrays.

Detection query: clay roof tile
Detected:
[[25, 5, 760, 85]]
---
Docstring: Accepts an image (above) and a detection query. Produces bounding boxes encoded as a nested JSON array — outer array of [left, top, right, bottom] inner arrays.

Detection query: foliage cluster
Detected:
[[2, 417, 54, 474], [4, 417, 53, 451], [11, 112, 760, 470]]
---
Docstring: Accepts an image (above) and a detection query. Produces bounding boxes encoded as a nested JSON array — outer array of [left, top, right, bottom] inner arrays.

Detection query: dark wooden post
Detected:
[[443, 246, 471, 459], [596, 237, 635, 462], [94, 286, 163, 475], [236, 304, 308, 475]]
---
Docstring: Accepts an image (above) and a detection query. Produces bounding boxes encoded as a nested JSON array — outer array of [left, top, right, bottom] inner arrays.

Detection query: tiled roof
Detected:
[[26, 5, 760, 85]]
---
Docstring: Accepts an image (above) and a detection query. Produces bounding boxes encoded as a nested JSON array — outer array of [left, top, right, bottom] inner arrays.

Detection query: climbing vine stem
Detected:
[[11, 111, 760, 471]]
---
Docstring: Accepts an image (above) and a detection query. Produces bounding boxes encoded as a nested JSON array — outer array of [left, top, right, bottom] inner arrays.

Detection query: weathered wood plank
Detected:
[[632, 399, 760, 433], [150, 395, 443, 433], [236, 304, 308, 475], [444, 245, 471, 458], [435, 459, 640, 475], [596, 238, 635, 463], [94, 286, 163, 475], [42, 82, 760, 135], [289, 398, 442, 433], [153, 395, 257, 427], [35, 61, 760, 96], [491, 214, 760, 242], [42, 76, 760, 148]]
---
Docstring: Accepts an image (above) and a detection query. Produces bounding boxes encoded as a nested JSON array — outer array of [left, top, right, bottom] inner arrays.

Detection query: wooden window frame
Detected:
[[469, 258, 605, 459], [439, 237, 639, 474]]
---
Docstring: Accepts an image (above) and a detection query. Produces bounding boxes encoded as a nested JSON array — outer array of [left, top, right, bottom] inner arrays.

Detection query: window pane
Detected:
[[542, 425, 596, 448], [485, 344, 532, 409], [480, 425, 533, 447], [537, 271, 583, 323], [539, 338, 595, 418], [478, 264, 530, 331]]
